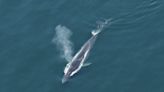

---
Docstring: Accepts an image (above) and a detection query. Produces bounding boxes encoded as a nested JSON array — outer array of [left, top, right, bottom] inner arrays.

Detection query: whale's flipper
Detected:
[[82, 62, 92, 67]]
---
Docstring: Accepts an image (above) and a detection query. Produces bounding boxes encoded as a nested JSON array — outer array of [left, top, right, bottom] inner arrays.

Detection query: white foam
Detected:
[[91, 18, 112, 36]]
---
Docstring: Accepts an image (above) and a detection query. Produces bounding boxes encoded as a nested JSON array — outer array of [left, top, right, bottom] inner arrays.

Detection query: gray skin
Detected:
[[62, 34, 98, 84]]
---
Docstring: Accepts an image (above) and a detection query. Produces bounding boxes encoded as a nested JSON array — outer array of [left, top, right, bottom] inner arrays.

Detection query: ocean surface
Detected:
[[0, 0, 164, 92]]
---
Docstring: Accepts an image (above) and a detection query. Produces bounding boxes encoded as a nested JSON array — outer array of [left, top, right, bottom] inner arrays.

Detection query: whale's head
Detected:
[[62, 71, 71, 84]]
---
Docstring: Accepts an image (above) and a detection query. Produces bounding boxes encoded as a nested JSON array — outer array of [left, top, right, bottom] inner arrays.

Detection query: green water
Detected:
[[0, 0, 164, 92]]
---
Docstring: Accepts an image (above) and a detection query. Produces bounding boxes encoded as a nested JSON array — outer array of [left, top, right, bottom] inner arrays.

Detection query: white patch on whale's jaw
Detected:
[[64, 63, 70, 74], [70, 64, 83, 76]]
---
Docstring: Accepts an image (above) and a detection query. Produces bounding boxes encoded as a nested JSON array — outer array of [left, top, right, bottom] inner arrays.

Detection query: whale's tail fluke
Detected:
[[91, 18, 112, 36], [91, 29, 101, 36]]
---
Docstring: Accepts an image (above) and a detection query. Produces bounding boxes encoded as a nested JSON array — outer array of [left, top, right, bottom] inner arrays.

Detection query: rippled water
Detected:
[[0, 0, 164, 92]]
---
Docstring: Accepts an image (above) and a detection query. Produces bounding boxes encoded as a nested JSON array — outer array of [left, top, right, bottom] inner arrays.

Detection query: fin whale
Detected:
[[62, 19, 111, 84], [62, 32, 98, 84]]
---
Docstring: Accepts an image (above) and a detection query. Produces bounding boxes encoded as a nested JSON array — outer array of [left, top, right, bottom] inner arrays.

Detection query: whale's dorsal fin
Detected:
[[82, 62, 92, 67]]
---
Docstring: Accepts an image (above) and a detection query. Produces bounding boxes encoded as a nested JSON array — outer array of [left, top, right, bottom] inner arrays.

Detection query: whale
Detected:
[[61, 19, 111, 84], [61, 31, 100, 84]]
